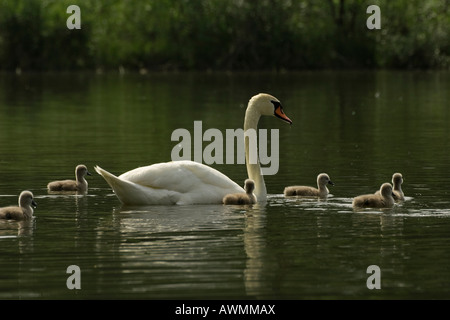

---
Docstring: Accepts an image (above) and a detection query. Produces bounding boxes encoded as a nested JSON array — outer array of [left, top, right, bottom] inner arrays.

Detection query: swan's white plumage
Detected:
[[95, 161, 244, 205]]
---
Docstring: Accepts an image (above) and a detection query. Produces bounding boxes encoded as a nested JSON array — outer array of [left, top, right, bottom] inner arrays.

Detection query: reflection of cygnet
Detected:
[[47, 164, 91, 192], [223, 179, 257, 205], [375, 173, 405, 201], [284, 173, 334, 198], [353, 183, 395, 209], [0, 191, 37, 220]]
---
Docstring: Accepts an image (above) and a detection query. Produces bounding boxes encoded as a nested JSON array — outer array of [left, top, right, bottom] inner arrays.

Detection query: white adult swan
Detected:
[[95, 93, 292, 205]]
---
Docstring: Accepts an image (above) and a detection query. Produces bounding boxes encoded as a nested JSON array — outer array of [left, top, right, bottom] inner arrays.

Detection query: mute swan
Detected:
[[375, 173, 404, 201], [352, 183, 395, 209], [0, 191, 37, 220], [284, 173, 334, 198], [95, 93, 292, 205], [47, 164, 91, 193], [223, 179, 257, 205]]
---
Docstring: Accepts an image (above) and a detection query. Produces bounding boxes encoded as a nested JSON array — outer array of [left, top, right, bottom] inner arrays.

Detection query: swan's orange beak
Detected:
[[274, 106, 292, 125]]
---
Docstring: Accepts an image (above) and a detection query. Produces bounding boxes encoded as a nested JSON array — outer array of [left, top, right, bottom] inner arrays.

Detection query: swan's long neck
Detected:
[[244, 105, 267, 201]]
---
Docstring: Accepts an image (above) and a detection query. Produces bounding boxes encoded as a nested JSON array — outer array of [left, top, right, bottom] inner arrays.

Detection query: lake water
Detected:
[[0, 71, 449, 300]]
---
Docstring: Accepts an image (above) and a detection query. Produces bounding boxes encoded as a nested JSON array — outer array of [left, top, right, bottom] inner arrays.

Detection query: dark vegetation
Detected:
[[0, 0, 449, 72]]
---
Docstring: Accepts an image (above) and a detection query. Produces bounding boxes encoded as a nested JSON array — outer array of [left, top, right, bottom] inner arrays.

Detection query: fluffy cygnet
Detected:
[[375, 173, 405, 201], [47, 164, 91, 193], [353, 183, 395, 209], [223, 179, 257, 205], [284, 173, 334, 198], [0, 191, 37, 220], [391, 173, 405, 200]]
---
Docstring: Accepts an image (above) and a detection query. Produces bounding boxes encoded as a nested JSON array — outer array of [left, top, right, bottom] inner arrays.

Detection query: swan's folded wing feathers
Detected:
[[95, 165, 181, 205], [97, 161, 244, 205], [120, 161, 244, 194], [183, 161, 244, 191]]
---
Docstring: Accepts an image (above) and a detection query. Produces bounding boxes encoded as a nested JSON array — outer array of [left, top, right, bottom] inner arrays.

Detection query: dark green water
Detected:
[[0, 71, 449, 299]]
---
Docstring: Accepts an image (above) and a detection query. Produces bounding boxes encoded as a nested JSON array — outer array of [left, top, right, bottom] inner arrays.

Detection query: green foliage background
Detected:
[[0, 0, 449, 71]]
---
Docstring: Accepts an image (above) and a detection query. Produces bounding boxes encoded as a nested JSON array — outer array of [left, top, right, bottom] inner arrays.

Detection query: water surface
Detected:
[[0, 71, 449, 299]]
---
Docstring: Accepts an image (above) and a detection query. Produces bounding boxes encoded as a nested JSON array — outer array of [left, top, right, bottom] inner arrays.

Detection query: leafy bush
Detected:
[[0, 0, 448, 71]]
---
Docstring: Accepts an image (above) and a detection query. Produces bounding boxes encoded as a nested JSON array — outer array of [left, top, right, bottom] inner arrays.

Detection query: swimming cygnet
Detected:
[[47, 164, 92, 193], [353, 183, 395, 209], [375, 173, 405, 201], [223, 179, 257, 205], [0, 191, 37, 220], [284, 173, 334, 198]]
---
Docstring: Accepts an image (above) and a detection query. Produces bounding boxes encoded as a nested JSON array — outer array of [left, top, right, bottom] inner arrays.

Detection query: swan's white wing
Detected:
[[95, 161, 244, 205], [119, 161, 240, 190], [95, 165, 181, 204]]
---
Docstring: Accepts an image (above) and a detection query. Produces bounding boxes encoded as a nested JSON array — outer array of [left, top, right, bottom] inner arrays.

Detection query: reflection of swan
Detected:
[[284, 173, 334, 198], [0, 191, 37, 220], [47, 164, 91, 193], [95, 93, 292, 205], [242, 203, 268, 298], [223, 179, 256, 205], [353, 183, 395, 209]]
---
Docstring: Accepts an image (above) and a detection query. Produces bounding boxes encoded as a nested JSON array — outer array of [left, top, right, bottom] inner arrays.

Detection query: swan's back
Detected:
[[96, 161, 245, 205], [119, 161, 241, 192]]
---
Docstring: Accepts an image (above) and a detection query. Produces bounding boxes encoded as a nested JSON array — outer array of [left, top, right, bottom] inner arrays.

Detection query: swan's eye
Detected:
[[271, 100, 292, 124], [271, 100, 281, 108]]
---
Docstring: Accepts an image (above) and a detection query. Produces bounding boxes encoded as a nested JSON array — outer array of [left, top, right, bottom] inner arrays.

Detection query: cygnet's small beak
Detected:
[[87, 171, 92, 176], [274, 106, 293, 125], [32, 200, 37, 208], [328, 180, 335, 186]]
